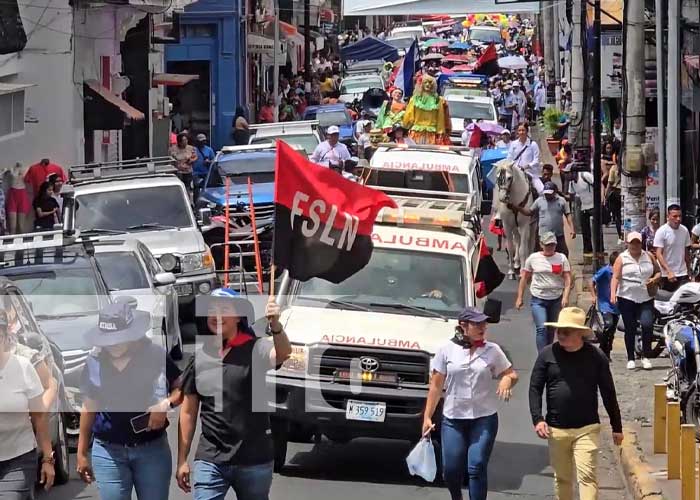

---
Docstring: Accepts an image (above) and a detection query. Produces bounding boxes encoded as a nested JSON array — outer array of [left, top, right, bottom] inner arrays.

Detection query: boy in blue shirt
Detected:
[[591, 251, 620, 359]]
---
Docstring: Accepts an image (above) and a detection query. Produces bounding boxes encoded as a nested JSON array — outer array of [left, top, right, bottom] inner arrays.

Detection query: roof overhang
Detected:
[[342, 0, 539, 16], [0, 82, 36, 96], [152, 73, 199, 86]]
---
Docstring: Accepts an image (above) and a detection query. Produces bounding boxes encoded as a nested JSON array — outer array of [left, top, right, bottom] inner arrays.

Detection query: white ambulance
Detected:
[[268, 189, 501, 471], [367, 143, 486, 226]]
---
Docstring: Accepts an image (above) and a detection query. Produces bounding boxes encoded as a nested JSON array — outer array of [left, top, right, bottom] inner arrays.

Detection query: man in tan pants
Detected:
[[528, 307, 624, 499]]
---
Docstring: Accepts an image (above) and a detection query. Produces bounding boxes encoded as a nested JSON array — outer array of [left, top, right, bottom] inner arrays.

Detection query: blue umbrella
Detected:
[[449, 41, 472, 50]]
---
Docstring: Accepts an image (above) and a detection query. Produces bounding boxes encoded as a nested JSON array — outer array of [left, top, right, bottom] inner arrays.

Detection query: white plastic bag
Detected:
[[406, 437, 437, 482]]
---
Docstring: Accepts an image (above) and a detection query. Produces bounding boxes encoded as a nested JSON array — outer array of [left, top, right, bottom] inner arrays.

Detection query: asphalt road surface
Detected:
[[43, 247, 628, 500]]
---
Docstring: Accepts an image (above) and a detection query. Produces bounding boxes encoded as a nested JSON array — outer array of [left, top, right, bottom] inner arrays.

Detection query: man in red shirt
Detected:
[[25, 159, 67, 197], [258, 99, 275, 123]]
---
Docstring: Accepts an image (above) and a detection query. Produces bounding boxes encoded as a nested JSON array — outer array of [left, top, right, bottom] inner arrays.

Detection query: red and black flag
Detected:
[[473, 43, 499, 77], [474, 237, 505, 298], [273, 142, 396, 283]]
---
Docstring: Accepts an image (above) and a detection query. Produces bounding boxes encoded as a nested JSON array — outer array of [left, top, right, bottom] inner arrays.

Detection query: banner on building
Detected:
[[601, 32, 622, 98]]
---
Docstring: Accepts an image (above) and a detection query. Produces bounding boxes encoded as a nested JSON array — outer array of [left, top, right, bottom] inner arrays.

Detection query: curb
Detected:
[[618, 426, 668, 500]]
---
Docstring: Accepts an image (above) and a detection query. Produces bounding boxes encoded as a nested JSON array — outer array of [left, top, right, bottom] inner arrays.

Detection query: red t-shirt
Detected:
[[25, 162, 67, 195], [259, 106, 274, 123]]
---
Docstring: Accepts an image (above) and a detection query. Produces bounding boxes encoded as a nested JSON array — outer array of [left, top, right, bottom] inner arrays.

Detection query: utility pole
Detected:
[[553, 1, 562, 108], [568, 0, 586, 147], [592, 0, 603, 263], [273, 2, 280, 122], [304, 0, 311, 81], [542, 1, 555, 92], [622, 0, 647, 232], [667, 0, 680, 206], [656, 0, 666, 218]]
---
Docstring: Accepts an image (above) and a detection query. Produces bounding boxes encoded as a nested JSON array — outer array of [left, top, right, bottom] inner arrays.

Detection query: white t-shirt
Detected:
[[568, 172, 594, 211], [523, 251, 571, 300], [431, 341, 511, 419], [0, 354, 43, 461], [653, 223, 691, 277]]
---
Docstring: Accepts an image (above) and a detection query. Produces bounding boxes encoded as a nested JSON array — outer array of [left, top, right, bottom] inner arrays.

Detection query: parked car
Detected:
[[0, 233, 112, 443], [303, 104, 356, 151], [0, 276, 71, 485], [93, 239, 182, 359], [248, 120, 321, 155], [339, 74, 385, 104], [63, 157, 217, 317]]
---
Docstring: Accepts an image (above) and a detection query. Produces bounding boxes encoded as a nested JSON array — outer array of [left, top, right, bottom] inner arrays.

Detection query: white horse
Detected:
[[494, 160, 536, 279]]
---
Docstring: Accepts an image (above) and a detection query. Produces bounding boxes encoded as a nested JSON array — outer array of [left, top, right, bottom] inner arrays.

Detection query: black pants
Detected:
[[580, 208, 593, 254], [661, 275, 690, 292], [0, 449, 37, 500], [177, 172, 193, 195], [597, 312, 620, 359], [607, 190, 622, 238], [556, 235, 569, 257]]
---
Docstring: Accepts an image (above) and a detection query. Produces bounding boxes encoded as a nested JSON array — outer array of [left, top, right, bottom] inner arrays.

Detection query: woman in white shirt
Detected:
[[423, 307, 518, 500], [516, 232, 572, 352], [611, 231, 661, 370], [0, 311, 55, 498]]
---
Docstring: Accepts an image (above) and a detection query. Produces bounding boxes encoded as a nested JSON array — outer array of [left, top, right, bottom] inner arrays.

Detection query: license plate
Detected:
[[345, 400, 386, 422], [174, 283, 193, 296]]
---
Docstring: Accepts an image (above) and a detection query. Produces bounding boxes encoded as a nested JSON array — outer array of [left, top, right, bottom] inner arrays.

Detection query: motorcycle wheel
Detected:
[[683, 387, 700, 441]]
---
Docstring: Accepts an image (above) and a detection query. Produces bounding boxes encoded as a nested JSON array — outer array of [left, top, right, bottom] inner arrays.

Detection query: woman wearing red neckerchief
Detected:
[[177, 288, 291, 500], [423, 306, 518, 500]]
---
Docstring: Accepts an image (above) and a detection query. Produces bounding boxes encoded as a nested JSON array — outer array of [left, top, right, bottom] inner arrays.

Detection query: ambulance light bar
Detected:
[[377, 206, 463, 229]]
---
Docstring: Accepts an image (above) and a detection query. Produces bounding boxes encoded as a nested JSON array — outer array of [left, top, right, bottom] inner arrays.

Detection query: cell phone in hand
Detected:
[[130, 412, 150, 434]]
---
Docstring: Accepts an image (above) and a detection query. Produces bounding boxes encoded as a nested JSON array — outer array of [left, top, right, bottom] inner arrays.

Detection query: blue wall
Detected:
[[165, 0, 245, 150]]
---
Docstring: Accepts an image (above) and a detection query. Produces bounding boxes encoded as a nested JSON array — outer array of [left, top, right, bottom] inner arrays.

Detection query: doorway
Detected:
[[166, 60, 211, 142]]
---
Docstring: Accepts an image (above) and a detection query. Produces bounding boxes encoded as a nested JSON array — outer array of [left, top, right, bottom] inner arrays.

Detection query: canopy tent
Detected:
[[340, 36, 399, 62], [343, 0, 539, 16]]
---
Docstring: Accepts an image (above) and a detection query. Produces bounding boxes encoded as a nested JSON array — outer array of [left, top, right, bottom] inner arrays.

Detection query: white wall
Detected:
[[0, 0, 82, 171]]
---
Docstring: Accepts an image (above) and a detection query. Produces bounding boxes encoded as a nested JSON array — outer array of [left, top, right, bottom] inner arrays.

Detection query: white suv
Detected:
[[63, 158, 216, 316]]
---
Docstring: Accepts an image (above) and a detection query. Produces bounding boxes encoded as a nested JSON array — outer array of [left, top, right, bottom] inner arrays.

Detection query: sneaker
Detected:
[[627, 360, 636, 370], [617, 238, 624, 245], [642, 358, 652, 370]]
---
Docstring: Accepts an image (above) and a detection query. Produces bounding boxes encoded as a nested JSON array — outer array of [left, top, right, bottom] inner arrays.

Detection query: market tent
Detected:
[[340, 36, 400, 62], [343, 0, 538, 15]]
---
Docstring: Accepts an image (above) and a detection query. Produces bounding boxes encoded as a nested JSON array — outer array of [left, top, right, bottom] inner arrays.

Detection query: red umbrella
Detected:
[[440, 67, 455, 75]]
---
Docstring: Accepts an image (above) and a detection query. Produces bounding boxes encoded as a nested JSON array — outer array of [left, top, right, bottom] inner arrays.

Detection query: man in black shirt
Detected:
[[528, 307, 623, 500]]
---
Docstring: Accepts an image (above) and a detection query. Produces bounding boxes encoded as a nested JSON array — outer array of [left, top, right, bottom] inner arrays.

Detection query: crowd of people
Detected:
[[0, 159, 67, 235]]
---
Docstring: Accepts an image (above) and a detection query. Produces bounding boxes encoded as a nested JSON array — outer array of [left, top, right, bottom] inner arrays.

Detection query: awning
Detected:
[[341, 36, 399, 62], [343, 0, 539, 16], [84, 80, 144, 128], [152, 73, 199, 86], [0, 82, 36, 96]]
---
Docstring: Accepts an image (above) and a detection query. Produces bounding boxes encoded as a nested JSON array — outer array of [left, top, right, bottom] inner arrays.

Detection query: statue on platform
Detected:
[[401, 75, 452, 145]]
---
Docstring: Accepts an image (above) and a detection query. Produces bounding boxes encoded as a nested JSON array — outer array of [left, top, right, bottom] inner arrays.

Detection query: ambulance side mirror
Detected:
[[484, 298, 502, 324]]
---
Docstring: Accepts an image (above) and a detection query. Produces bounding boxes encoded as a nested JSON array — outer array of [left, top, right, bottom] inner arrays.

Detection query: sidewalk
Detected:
[[564, 212, 676, 499]]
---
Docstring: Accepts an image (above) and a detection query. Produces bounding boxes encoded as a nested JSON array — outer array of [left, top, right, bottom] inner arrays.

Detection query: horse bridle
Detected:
[[497, 164, 532, 223]]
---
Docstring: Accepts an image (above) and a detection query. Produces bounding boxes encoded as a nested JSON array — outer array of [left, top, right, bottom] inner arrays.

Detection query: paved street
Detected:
[[43, 245, 630, 500]]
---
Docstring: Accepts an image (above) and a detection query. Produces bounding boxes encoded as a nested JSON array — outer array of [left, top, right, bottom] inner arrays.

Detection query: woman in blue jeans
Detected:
[[423, 307, 519, 500], [76, 303, 183, 500], [176, 289, 291, 500], [516, 232, 572, 352]]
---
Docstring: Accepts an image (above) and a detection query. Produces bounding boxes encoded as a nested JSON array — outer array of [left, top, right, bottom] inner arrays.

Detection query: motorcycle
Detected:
[[664, 316, 700, 438], [622, 282, 700, 358]]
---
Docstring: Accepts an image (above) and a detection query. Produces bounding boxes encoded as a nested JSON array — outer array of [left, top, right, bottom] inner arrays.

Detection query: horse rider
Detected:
[[507, 122, 542, 196]]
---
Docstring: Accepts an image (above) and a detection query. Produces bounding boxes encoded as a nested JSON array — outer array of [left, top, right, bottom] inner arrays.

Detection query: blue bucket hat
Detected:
[[458, 306, 489, 324], [195, 288, 256, 326], [84, 303, 150, 347]]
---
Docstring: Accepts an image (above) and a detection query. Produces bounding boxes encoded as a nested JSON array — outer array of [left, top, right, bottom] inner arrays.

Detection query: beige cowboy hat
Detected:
[[544, 307, 592, 333]]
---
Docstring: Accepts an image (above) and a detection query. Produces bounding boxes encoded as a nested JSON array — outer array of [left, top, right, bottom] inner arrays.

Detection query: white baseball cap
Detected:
[[327, 125, 340, 135]]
